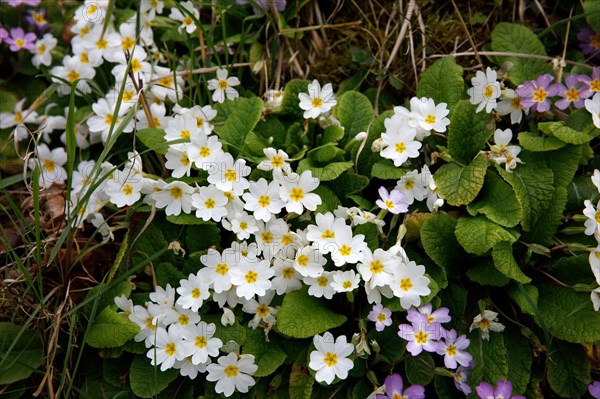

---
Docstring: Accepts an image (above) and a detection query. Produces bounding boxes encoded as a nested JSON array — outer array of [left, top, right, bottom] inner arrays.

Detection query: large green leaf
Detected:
[[447, 100, 495, 164], [497, 161, 554, 231], [136, 128, 169, 154], [467, 333, 508, 389], [491, 241, 531, 283], [420, 213, 467, 273], [86, 307, 139, 348], [129, 355, 179, 398], [467, 260, 510, 287], [242, 329, 287, 377], [467, 172, 522, 228], [584, 0, 600, 35], [0, 323, 44, 384], [547, 340, 590, 398], [214, 97, 263, 157], [505, 329, 532, 395], [416, 57, 464, 110], [405, 353, 435, 386], [280, 79, 311, 118], [435, 154, 488, 206], [336, 91, 374, 146], [352, 110, 394, 175], [490, 22, 552, 85], [507, 284, 539, 317], [297, 159, 353, 181], [289, 362, 315, 399], [455, 216, 517, 255], [522, 186, 568, 245], [537, 285, 600, 343], [371, 160, 409, 180], [538, 122, 594, 145], [276, 288, 347, 338], [517, 131, 566, 152]]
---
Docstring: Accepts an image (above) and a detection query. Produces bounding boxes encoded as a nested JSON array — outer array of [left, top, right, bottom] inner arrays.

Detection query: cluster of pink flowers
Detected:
[[0, 0, 47, 54]]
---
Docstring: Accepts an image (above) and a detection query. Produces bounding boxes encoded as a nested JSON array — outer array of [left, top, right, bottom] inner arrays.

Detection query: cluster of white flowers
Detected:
[[584, 170, 600, 310], [488, 128, 523, 172]]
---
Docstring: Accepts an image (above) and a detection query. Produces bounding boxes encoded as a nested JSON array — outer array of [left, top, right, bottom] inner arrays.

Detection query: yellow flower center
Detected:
[[224, 169, 237, 182], [218, 80, 228, 89], [96, 38, 107, 49], [424, 114, 436, 124], [33, 12, 46, 24], [256, 304, 270, 318], [595, 211, 600, 223], [446, 344, 457, 356], [377, 313, 387, 322], [311, 97, 323, 108], [205, 198, 215, 209], [164, 342, 176, 356], [261, 232, 273, 243], [395, 142, 406, 153], [121, 36, 136, 50], [478, 318, 491, 330], [370, 260, 384, 274], [79, 26, 90, 38], [258, 195, 271, 208], [317, 276, 329, 286], [170, 186, 183, 199], [14, 111, 23, 123], [145, 317, 156, 330], [131, 58, 142, 73], [199, 146, 210, 157], [339, 245, 352, 256], [183, 16, 193, 26], [532, 87, 548, 103], [565, 87, 580, 101], [104, 113, 120, 125], [511, 97, 522, 109], [484, 85, 495, 99], [590, 79, 600, 92], [216, 263, 229, 275], [245, 270, 258, 284], [180, 129, 191, 139], [271, 155, 284, 168], [426, 313, 435, 324], [122, 184, 134, 196], [282, 267, 295, 279], [321, 229, 335, 239], [14, 38, 25, 47], [323, 352, 338, 367], [591, 33, 600, 48], [290, 187, 304, 202], [399, 278, 413, 291], [194, 335, 207, 348], [67, 69, 80, 83], [342, 281, 352, 289], [296, 254, 309, 267], [224, 365, 238, 377], [42, 159, 56, 173], [180, 154, 190, 166], [158, 76, 173, 87], [385, 200, 395, 209], [281, 234, 294, 245], [123, 90, 135, 103], [404, 179, 414, 190], [239, 221, 248, 230], [87, 4, 97, 14], [191, 288, 201, 298], [38, 43, 46, 54], [414, 331, 429, 344], [196, 118, 204, 128]]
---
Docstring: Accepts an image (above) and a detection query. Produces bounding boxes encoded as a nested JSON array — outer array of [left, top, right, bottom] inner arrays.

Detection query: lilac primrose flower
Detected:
[[406, 303, 451, 326], [454, 363, 473, 395], [376, 186, 408, 214], [589, 381, 600, 399], [555, 74, 590, 110], [515, 73, 558, 113], [476, 380, 525, 399], [6, 27, 36, 52], [398, 322, 440, 356], [435, 329, 472, 369], [5, 0, 42, 6], [367, 303, 392, 332], [579, 66, 600, 98], [578, 28, 600, 59], [376, 374, 425, 399], [0, 27, 8, 45], [26, 9, 49, 31]]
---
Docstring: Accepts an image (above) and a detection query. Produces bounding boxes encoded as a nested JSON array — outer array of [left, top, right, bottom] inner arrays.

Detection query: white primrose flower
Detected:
[[191, 185, 229, 222], [330, 225, 367, 266], [308, 332, 354, 385], [592, 169, 600, 193], [390, 261, 431, 309], [298, 79, 337, 119], [165, 144, 192, 178], [293, 245, 327, 278], [164, 114, 200, 142], [1, 99, 39, 142], [490, 128, 523, 172], [304, 271, 336, 299], [114, 294, 134, 318], [592, 288, 600, 312], [278, 170, 322, 214], [306, 212, 347, 252], [469, 310, 505, 341], [151, 66, 185, 102], [147, 326, 185, 371], [129, 304, 163, 347], [136, 102, 167, 129], [165, 305, 201, 330], [153, 181, 194, 216], [105, 168, 143, 207], [411, 97, 450, 133], [229, 257, 274, 300], [357, 248, 397, 289], [180, 321, 223, 365], [32, 33, 57, 68], [584, 200, 600, 236], [174, 357, 209, 380], [111, 46, 152, 83], [28, 144, 67, 189], [331, 270, 361, 293], [221, 307, 236, 326], [243, 178, 285, 222], [176, 272, 211, 312], [141, 0, 164, 19], [206, 353, 258, 397], [242, 291, 278, 329], [207, 68, 241, 103], [174, 104, 217, 135], [380, 125, 422, 167], [468, 67, 501, 113], [584, 92, 600, 129], [188, 134, 224, 170], [364, 283, 395, 305], [169, 1, 199, 34], [227, 211, 259, 240], [149, 284, 176, 310], [87, 97, 134, 142], [207, 153, 251, 195], [50, 55, 96, 95], [395, 169, 428, 205], [271, 258, 303, 295], [257, 148, 292, 177], [496, 88, 527, 124], [200, 248, 236, 293]]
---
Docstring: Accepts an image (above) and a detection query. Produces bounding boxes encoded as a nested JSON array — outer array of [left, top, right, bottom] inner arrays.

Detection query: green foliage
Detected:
[[129, 355, 179, 398], [335, 91, 375, 146], [0, 323, 44, 384], [435, 154, 488, 206], [416, 57, 464, 110], [467, 333, 509, 389], [538, 122, 594, 145], [491, 241, 531, 283], [547, 340, 590, 398], [584, 0, 600, 33], [86, 308, 139, 348], [276, 288, 347, 339], [490, 23, 553, 85], [455, 216, 517, 256], [447, 100, 495, 164], [280, 80, 311, 118], [467, 261, 510, 286], [420, 213, 467, 273], [371, 160, 409, 180], [505, 329, 532, 395], [137, 128, 170, 154], [214, 97, 263, 157], [467, 172, 522, 228], [405, 353, 435, 386], [243, 330, 287, 377]]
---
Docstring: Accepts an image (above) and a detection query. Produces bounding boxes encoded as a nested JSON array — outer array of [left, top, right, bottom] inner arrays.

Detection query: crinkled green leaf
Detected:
[[522, 187, 568, 245], [336, 91, 374, 146], [416, 57, 464, 110], [352, 110, 394, 175], [420, 213, 467, 273], [185, 223, 220, 253], [405, 353, 435, 386], [584, 0, 600, 34], [322, 125, 345, 144], [156, 262, 186, 288], [289, 362, 314, 399], [546, 255, 594, 286], [214, 97, 263, 157], [492, 241, 531, 283], [84, 281, 133, 317], [202, 315, 247, 347], [328, 172, 370, 197], [87, 307, 139, 348], [313, 185, 341, 213], [538, 122, 594, 145], [505, 329, 533, 395], [297, 159, 353, 181], [543, 145, 583, 188], [307, 144, 345, 164], [354, 223, 379, 251], [435, 154, 488, 206], [467, 260, 510, 286], [280, 79, 311, 118], [243, 329, 287, 377], [371, 160, 409, 180], [547, 340, 590, 398], [447, 100, 495, 164], [276, 288, 347, 338], [136, 128, 169, 154], [468, 172, 522, 228], [490, 22, 552, 85], [537, 285, 600, 343], [518, 131, 566, 152], [507, 284, 539, 317], [129, 354, 179, 398], [467, 333, 508, 388], [166, 213, 207, 225], [0, 323, 44, 384], [496, 161, 554, 231], [455, 216, 517, 255]]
